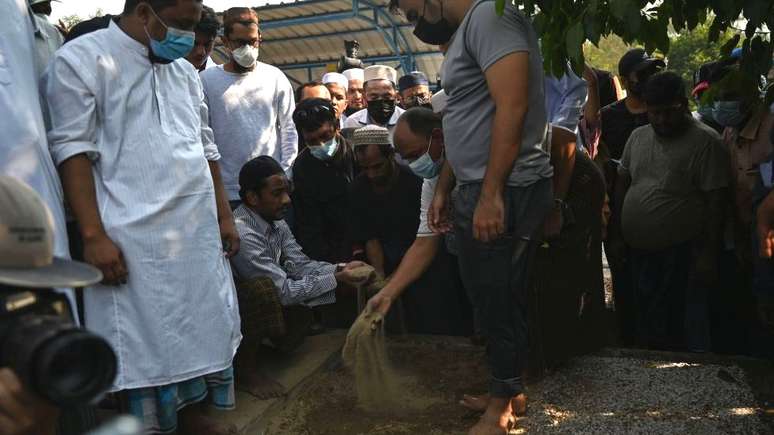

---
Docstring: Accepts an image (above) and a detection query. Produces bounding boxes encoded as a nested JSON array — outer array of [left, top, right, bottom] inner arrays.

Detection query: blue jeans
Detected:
[[453, 179, 553, 398]]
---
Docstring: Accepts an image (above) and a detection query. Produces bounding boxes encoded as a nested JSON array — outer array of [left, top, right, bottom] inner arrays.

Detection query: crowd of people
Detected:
[[1, 0, 773, 434]]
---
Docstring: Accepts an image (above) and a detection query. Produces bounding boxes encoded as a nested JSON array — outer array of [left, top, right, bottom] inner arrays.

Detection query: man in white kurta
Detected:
[[42, 2, 241, 432], [0, 0, 70, 284]]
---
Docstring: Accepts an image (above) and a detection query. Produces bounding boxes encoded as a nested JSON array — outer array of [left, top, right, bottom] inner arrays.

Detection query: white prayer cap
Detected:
[[322, 72, 349, 91], [364, 65, 397, 85], [342, 68, 365, 82], [431, 90, 448, 114]]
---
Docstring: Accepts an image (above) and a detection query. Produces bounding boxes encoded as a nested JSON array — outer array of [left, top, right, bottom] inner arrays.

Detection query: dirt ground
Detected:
[[264, 336, 772, 435]]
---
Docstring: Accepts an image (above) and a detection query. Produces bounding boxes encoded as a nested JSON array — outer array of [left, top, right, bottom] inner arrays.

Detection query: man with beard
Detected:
[[349, 126, 422, 278], [615, 72, 729, 350], [599, 48, 665, 346], [200, 7, 298, 208], [184, 5, 219, 72], [343, 68, 365, 117], [398, 71, 433, 109], [344, 65, 405, 136]]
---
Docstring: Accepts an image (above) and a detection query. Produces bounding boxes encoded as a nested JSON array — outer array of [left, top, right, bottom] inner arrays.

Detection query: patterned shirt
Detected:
[[231, 205, 337, 307]]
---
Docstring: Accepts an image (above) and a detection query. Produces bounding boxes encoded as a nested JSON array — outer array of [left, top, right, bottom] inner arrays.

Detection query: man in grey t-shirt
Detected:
[[390, 0, 553, 431]]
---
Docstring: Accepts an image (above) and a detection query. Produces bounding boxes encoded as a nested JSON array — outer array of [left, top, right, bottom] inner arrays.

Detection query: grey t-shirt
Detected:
[[620, 119, 730, 251], [441, 0, 552, 186]]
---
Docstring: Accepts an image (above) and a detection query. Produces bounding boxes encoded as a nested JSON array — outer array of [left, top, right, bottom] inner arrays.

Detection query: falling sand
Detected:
[[341, 266, 443, 414]]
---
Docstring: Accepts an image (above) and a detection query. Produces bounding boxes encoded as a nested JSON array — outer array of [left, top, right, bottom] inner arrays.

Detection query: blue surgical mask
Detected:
[[696, 104, 715, 122], [145, 8, 195, 62], [712, 101, 746, 128], [408, 136, 442, 179], [309, 137, 339, 161]]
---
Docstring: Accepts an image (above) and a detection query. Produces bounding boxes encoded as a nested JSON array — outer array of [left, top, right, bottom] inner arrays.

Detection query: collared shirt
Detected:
[[343, 106, 405, 134], [544, 71, 587, 132], [723, 107, 774, 225], [200, 64, 298, 200], [1, 0, 72, 304], [231, 205, 338, 307], [31, 12, 63, 75], [43, 21, 240, 391]]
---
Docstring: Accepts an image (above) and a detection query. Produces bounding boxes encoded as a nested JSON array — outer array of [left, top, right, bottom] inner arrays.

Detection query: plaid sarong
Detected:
[[122, 366, 235, 434], [236, 276, 286, 343]]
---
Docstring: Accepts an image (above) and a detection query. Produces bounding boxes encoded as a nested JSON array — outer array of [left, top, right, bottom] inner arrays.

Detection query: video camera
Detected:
[[338, 40, 364, 72], [0, 285, 116, 406]]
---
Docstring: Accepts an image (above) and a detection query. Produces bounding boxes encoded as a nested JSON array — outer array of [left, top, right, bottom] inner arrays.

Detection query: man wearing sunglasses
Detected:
[[615, 72, 729, 352]]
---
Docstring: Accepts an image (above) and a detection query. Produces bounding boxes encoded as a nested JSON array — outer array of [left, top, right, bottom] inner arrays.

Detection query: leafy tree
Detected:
[[497, 0, 773, 101], [584, 35, 630, 75], [667, 22, 738, 91]]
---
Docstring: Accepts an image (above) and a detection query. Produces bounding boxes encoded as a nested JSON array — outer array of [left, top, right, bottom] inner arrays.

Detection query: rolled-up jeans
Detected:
[[453, 178, 553, 398]]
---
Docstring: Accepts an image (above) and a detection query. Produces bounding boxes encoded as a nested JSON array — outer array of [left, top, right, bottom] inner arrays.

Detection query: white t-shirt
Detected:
[[417, 176, 439, 238]]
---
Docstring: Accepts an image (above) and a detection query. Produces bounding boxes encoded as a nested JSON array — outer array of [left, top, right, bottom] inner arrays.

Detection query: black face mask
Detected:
[[414, 18, 456, 45], [413, 0, 456, 45], [367, 99, 396, 125], [404, 94, 432, 110]]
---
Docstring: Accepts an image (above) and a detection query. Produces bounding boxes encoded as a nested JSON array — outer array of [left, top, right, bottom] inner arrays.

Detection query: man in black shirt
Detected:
[[349, 125, 422, 277], [600, 48, 664, 345], [291, 98, 356, 264]]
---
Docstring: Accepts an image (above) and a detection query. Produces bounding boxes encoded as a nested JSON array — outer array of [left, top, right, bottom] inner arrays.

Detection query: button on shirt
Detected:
[[42, 21, 240, 391], [231, 205, 338, 307]]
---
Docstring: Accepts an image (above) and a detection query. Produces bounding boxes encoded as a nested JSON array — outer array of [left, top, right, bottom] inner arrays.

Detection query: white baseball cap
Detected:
[[0, 176, 102, 288], [322, 72, 349, 91], [342, 68, 364, 82]]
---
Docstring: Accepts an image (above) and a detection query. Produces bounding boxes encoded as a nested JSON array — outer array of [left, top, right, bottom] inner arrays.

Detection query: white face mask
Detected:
[[232, 44, 259, 68]]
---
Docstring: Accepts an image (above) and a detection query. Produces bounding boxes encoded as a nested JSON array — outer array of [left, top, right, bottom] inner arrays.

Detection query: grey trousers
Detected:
[[453, 178, 553, 398]]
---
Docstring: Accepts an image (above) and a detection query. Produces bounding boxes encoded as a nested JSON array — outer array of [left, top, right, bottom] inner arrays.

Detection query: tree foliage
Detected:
[[498, 0, 773, 93]]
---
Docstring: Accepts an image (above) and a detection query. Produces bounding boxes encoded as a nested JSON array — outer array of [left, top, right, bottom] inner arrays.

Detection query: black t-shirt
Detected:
[[349, 164, 422, 271], [600, 99, 650, 161]]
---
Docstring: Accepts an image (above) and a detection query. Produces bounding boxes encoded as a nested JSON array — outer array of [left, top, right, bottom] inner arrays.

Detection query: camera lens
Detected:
[[35, 328, 117, 405], [4, 315, 116, 406]]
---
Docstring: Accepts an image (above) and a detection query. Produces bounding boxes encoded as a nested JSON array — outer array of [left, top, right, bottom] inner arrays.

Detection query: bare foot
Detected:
[[236, 369, 286, 400], [460, 393, 527, 416], [178, 406, 238, 435], [468, 414, 511, 435]]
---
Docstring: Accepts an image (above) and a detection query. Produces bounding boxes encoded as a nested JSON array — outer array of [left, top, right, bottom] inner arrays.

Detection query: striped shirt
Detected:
[[231, 205, 338, 307]]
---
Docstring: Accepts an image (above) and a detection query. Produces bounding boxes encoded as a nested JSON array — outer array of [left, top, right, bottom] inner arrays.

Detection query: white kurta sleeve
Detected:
[[275, 73, 298, 171], [42, 52, 100, 165], [197, 75, 221, 161]]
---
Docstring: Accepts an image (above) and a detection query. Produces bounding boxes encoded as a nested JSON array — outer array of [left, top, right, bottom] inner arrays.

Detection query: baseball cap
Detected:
[[0, 176, 102, 288], [618, 48, 666, 78]]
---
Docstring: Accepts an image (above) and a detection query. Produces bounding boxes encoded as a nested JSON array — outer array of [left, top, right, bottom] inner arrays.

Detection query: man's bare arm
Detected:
[[59, 155, 127, 285], [476, 52, 530, 242], [208, 161, 239, 257]]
